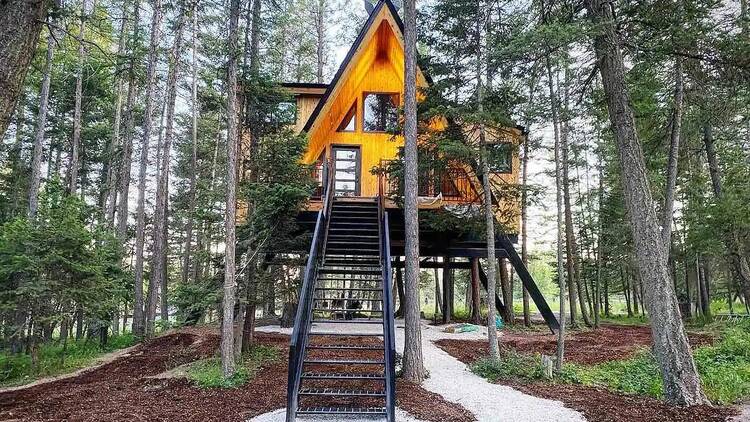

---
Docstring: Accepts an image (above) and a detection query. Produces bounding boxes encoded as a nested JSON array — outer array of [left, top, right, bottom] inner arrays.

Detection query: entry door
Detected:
[[332, 146, 361, 197]]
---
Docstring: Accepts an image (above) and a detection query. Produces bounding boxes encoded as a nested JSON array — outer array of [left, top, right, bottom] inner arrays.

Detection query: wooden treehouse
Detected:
[[248, 1, 559, 420]]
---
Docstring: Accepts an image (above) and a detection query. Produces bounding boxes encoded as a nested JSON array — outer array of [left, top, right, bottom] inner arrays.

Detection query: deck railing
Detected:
[[380, 159, 480, 203], [377, 176, 397, 422], [286, 158, 333, 422]]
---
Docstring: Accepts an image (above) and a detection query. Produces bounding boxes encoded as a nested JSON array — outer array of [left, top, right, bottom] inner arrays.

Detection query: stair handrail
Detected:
[[378, 186, 397, 422], [286, 157, 334, 422]]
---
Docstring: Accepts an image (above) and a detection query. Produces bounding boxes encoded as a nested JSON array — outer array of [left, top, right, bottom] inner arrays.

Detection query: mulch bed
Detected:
[[436, 323, 715, 365], [433, 324, 736, 422], [0, 329, 473, 422]]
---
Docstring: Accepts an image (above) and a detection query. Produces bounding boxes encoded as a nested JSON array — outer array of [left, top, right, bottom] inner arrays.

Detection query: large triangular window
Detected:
[[337, 103, 356, 132]]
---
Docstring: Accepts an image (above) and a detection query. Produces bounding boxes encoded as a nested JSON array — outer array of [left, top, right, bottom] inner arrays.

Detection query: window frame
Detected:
[[336, 102, 357, 132], [362, 91, 401, 133]]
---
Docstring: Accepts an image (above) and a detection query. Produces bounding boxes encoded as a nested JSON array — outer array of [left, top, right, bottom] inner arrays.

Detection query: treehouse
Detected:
[[260, 1, 559, 420]]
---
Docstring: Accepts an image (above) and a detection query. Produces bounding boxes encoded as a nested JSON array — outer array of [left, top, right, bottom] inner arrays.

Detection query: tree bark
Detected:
[[470, 258, 482, 325], [181, 6, 200, 287], [28, 23, 55, 220], [475, 0, 499, 360], [520, 126, 532, 327], [116, 0, 141, 243], [221, 0, 241, 379], [539, 0, 566, 371], [133, 0, 163, 341], [149, 7, 187, 335], [315, 0, 326, 83], [68, 0, 94, 194], [441, 257, 451, 324], [586, 0, 708, 405], [0, 0, 48, 137], [402, 0, 425, 383], [661, 53, 684, 249]]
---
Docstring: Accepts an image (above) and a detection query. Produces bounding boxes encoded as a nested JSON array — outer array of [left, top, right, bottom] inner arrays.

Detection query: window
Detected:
[[337, 103, 356, 132], [363, 93, 399, 132], [488, 143, 513, 174], [274, 101, 297, 125]]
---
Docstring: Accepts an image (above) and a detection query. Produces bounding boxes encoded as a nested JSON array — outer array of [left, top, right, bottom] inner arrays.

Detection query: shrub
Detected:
[[471, 351, 545, 382], [187, 345, 279, 389]]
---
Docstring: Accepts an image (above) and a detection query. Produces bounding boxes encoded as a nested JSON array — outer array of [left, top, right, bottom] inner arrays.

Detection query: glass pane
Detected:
[[337, 103, 356, 132], [335, 181, 356, 191], [335, 149, 357, 160], [364, 93, 399, 132], [489, 143, 513, 173], [336, 161, 356, 171], [335, 170, 356, 180]]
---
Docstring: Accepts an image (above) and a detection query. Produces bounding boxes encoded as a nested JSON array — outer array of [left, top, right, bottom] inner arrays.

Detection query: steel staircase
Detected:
[[287, 163, 396, 421]]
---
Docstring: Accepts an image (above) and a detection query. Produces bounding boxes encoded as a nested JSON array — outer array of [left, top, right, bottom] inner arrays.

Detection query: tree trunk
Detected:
[[442, 258, 451, 324], [401, 0, 425, 383], [395, 264, 405, 318], [242, 264, 258, 352], [498, 259, 514, 324], [132, 0, 163, 341], [520, 125, 532, 327], [181, 6, 200, 287], [661, 50, 684, 249], [470, 258, 482, 325], [594, 155, 604, 328], [116, 0, 141, 243], [148, 7, 187, 337], [221, 0, 241, 379], [540, 0, 566, 371], [102, 1, 130, 225], [585, 0, 708, 405], [0, 0, 48, 137], [28, 23, 55, 220], [315, 0, 325, 83], [68, 0, 93, 194]]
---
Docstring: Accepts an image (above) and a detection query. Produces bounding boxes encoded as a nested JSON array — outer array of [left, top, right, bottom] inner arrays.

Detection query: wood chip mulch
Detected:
[[436, 323, 714, 365], [433, 324, 737, 422], [0, 330, 474, 422]]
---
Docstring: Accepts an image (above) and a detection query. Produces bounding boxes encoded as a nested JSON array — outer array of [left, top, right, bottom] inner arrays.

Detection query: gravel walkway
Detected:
[[250, 408, 428, 422], [253, 320, 585, 422]]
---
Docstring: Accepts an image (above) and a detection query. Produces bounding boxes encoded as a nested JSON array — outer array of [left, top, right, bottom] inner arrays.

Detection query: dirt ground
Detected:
[[0, 328, 473, 422], [434, 324, 735, 422], [435, 323, 714, 365]]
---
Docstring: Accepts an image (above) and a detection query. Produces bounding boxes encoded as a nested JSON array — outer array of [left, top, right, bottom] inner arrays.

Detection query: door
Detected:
[[332, 146, 361, 197]]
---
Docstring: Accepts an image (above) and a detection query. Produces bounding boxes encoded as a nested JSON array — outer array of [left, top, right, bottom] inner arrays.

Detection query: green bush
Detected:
[[0, 333, 135, 387], [471, 351, 546, 382], [187, 345, 279, 389], [572, 349, 663, 398]]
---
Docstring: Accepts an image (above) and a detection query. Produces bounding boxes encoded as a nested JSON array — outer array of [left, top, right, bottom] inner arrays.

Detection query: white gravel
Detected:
[[250, 408, 428, 422], [253, 320, 585, 422]]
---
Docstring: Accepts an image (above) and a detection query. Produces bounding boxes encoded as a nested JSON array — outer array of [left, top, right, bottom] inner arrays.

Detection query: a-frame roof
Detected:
[[301, 0, 429, 134]]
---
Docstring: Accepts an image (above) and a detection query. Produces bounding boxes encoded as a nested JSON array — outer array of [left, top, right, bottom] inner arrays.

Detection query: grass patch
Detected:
[[187, 344, 279, 389], [469, 323, 750, 405], [567, 324, 750, 404], [0, 333, 135, 388], [470, 350, 548, 382]]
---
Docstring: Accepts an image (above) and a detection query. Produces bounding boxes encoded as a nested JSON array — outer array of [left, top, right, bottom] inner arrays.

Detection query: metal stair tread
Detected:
[[296, 406, 386, 416], [309, 331, 383, 337], [299, 388, 386, 397], [312, 319, 383, 324], [302, 372, 385, 380], [307, 344, 384, 350], [313, 308, 384, 313], [304, 359, 385, 365]]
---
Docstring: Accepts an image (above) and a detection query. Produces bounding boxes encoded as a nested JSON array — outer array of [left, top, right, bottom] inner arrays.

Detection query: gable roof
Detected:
[[301, 0, 430, 133]]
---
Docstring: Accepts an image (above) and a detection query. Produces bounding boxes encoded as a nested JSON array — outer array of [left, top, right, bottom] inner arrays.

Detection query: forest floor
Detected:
[[434, 323, 737, 422], [0, 326, 471, 422]]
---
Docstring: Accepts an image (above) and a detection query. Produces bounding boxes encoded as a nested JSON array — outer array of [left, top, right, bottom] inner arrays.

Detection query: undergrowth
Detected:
[[0, 333, 135, 387], [187, 345, 279, 389], [470, 322, 750, 405]]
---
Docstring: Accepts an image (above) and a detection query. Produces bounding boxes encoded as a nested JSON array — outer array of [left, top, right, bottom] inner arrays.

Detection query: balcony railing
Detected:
[[379, 159, 480, 203]]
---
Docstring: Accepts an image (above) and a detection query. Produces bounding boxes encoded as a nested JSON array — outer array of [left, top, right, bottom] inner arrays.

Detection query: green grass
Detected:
[[470, 350, 549, 382], [0, 333, 135, 388], [468, 322, 750, 405], [187, 345, 279, 389]]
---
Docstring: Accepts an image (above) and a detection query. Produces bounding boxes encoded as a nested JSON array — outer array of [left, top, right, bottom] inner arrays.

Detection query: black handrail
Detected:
[[378, 175, 397, 422], [286, 158, 334, 422]]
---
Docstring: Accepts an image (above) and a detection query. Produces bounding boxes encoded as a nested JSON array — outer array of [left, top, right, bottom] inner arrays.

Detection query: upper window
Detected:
[[488, 143, 513, 174], [337, 103, 356, 132], [363, 93, 399, 132]]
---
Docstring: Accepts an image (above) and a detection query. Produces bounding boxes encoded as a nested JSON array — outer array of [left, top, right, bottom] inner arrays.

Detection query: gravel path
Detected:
[[250, 408, 428, 422], [253, 320, 585, 422]]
